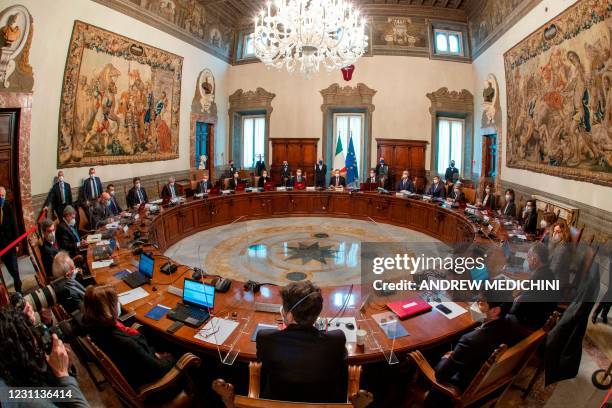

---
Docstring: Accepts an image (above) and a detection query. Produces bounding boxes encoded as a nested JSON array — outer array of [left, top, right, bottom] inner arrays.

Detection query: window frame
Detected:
[[242, 34, 255, 59], [436, 116, 465, 178], [332, 112, 366, 178], [241, 114, 267, 169], [433, 29, 463, 56]]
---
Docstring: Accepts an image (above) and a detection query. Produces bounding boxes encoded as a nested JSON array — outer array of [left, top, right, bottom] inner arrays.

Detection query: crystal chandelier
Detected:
[[252, 0, 368, 78]]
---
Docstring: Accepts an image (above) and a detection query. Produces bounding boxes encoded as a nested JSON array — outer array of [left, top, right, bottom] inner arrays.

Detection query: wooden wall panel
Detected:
[[376, 139, 428, 192], [270, 138, 318, 183]]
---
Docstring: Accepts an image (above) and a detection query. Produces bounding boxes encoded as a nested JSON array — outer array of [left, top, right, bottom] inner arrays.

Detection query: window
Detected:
[[242, 34, 255, 58], [332, 113, 364, 180], [242, 115, 266, 168], [434, 29, 463, 56], [436, 117, 464, 176]]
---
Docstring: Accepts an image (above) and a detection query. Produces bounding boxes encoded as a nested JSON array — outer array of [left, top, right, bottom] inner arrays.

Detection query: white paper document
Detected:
[[92, 260, 113, 269], [428, 300, 468, 320], [194, 317, 239, 345], [86, 234, 101, 243], [118, 287, 149, 305]]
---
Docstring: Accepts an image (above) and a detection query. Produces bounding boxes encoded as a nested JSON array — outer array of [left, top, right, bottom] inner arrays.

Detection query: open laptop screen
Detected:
[[139, 254, 155, 278], [183, 278, 215, 309]]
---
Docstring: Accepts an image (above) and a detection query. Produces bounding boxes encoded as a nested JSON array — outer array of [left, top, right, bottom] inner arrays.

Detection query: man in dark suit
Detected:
[[227, 160, 237, 178], [289, 169, 306, 189], [257, 170, 271, 188], [56, 206, 88, 258], [126, 177, 148, 208], [426, 176, 446, 199], [39, 218, 59, 279], [50, 251, 86, 314], [228, 171, 242, 190], [444, 160, 459, 183], [197, 174, 214, 194], [365, 169, 379, 185], [90, 193, 116, 229], [314, 159, 327, 188], [255, 155, 266, 177], [449, 182, 466, 204], [42, 170, 73, 220], [256, 281, 347, 403], [161, 177, 179, 200], [431, 290, 517, 398], [106, 184, 122, 216], [521, 200, 538, 235], [375, 157, 388, 188], [395, 170, 414, 192], [0, 186, 21, 292], [81, 167, 103, 201], [280, 160, 291, 185], [329, 170, 346, 188], [509, 242, 557, 330]]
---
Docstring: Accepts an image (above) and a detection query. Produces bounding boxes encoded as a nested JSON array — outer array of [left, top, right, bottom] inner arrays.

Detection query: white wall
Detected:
[[227, 56, 475, 170], [472, 0, 611, 209], [8, 0, 230, 196]]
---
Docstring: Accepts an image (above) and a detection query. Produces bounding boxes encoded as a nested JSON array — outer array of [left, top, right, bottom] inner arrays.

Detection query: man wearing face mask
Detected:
[[197, 174, 213, 194], [509, 242, 557, 330], [365, 169, 378, 186], [51, 251, 86, 314], [329, 169, 346, 189], [258, 170, 271, 188], [375, 157, 388, 188], [449, 181, 466, 205], [39, 219, 60, 279], [106, 184, 123, 216], [314, 158, 327, 188], [256, 281, 347, 403], [91, 192, 115, 229], [42, 170, 73, 220], [426, 176, 446, 199], [255, 154, 266, 177], [81, 167, 103, 202], [395, 170, 414, 192], [0, 186, 21, 292], [57, 205, 88, 258], [228, 171, 242, 190], [521, 199, 538, 235], [290, 169, 306, 189], [280, 160, 291, 185], [444, 160, 459, 183], [161, 176, 180, 201], [126, 177, 148, 208]]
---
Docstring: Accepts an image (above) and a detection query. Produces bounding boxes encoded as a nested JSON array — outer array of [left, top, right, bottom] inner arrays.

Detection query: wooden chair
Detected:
[[212, 362, 373, 408], [408, 312, 559, 408], [76, 335, 201, 408], [27, 236, 50, 285], [77, 206, 93, 234], [569, 226, 584, 243], [463, 188, 476, 205], [223, 178, 231, 189]]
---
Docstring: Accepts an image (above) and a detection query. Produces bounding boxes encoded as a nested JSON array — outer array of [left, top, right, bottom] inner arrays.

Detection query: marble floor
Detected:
[[165, 217, 442, 287]]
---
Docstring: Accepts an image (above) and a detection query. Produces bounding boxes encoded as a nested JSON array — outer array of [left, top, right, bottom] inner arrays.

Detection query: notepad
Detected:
[[118, 287, 149, 305], [145, 304, 171, 321], [92, 260, 113, 269], [86, 234, 102, 243], [194, 318, 239, 345]]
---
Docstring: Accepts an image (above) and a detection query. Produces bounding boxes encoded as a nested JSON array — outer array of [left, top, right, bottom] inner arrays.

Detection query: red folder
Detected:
[[386, 297, 432, 319], [263, 181, 274, 191], [295, 181, 306, 190]]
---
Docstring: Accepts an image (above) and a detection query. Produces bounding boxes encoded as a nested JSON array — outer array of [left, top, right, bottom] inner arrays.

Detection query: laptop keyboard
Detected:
[[174, 303, 209, 321]]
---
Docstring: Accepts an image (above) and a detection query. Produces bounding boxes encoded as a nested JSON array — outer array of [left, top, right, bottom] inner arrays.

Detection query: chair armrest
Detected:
[[248, 362, 262, 398], [347, 365, 362, 400], [349, 390, 374, 408], [212, 379, 236, 408], [408, 351, 461, 400], [130, 323, 143, 331], [137, 353, 201, 399]]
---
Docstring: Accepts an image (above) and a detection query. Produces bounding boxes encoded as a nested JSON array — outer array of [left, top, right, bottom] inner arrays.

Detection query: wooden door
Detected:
[[0, 109, 24, 249]]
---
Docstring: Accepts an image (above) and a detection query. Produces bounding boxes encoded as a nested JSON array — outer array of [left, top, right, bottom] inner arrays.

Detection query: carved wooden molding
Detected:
[[426, 87, 473, 114], [229, 87, 276, 113], [320, 83, 377, 111]]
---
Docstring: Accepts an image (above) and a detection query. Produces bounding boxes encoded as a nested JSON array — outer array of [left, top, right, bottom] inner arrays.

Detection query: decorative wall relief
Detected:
[[370, 16, 429, 57], [191, 68, 216, 115], [481, 73, 500, 129], [504, 0, 612, 187], [58, 21, 183, 168], [0, 5, 33, 92]]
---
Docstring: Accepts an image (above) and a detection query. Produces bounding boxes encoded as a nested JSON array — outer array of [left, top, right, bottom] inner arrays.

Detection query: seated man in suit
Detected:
[[126, 177, 148, 208], [42, 170, 73, 220], [291, 169, 306, 189], [509, 242, 557, 330], [365, 169, 378, 185], [56, 206, 88, 258], [161, 176, 180, 201], [82, 167, 103, 202], [51, 251, 86, 314], [429, 290, 517, 404], [256, 281, 347, 403], [426, 175, 446, 199], [39, 219, 60, 279], [91, 192, 116, 229], [106, 184, 123, 216], [329, 169, 346, 189], [449, 181, 466, 205], [258, 170, 271, 188], [520, 199, 538, 235], [197, 174, 214, 194], [228, 171, 243, 190], [396, 170, 415, 192]]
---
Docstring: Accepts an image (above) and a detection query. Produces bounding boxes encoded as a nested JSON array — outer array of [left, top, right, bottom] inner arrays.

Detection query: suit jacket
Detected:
[[56, 220, 81, 258], [228, 165, 237, 177], [228, 178, 242, 190], [426, 182, 446, 199], [91, 201, 113, 229], [52, 277, 85, 314], [82, 177, 103, 201], [255, 161, 266, 176], [375, 163, 388, 178], [41, 240, 59, 278], [44, 181, 73, 218], [501, 201, 517, 218], [329, 176, 346, 188], [522, 210, 538, 234], [444, 166, 459, 182], [280, 165, 291, 180], [126, 187, 148, 208], [108, 195, 122, 216], [396, 178, 415, 192], [314, 164, 327, 187], [480, 193, 496, 210], [258, 176, 271, 188], [89, 325, 174, 389], [256, 325, 347, 403], [435, 317, 519, 390], [0, 200, 17, 248], [161, 183, 179, 199], [510, 265, 557, 330], [364, 176, 379, 185], [289, 176, 306, 188], [450, 190, 466, 203], [197, 180, 213, 194]]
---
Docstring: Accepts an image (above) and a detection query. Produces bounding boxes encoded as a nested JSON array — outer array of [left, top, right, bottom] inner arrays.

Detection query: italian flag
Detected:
[[333, 133, 346, 173]]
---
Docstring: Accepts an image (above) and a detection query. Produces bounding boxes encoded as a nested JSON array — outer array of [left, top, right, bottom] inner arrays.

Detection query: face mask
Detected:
[[370, 174, 375, 178], [540, 220, 547, 228], [0, 197, 4, 207], [46, 232, 55, 242], [59, 176, 64, 182], [380, 160, 384, 164], [203, 179, 208, 183], [297, 173, 302, 177], [109, 191, 115, 196], [170, 182, 174, 186], [318, 160, 323, 165], [485, 188, 490, 193], [505, 195, 512, 201], [68, 218, 76, 226], [70, 268, 78, 280], [116, 300, 122, 317], [552, 234, 561, 243], [135, 183, 141, 189], [90, 174, 95, 179]]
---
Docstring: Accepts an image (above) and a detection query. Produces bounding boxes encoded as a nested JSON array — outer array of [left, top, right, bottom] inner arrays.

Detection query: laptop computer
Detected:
[[122, 253, 154, 288], [502, 241, 525, 268], [167, 278, 214, 327], [470, 265, 490, 282]]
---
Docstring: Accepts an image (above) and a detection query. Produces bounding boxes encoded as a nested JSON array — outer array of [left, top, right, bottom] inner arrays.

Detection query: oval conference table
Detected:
[[89, 190, 485, 365]]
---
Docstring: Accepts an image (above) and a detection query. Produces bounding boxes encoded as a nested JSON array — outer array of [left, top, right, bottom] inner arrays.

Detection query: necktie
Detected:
[[71, 225, 80, 242], [171, 185, 176, 199], [91, 179, 98, 199], [137, 188, 143, 204], [60, 182, 65, 204], [336, 177, 339, 187]]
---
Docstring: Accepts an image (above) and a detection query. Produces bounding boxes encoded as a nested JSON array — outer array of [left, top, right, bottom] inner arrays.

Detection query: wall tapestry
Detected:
[[370, 16, 429, 57], [58, 20, 183, 167], [504, 0, 612, 186]]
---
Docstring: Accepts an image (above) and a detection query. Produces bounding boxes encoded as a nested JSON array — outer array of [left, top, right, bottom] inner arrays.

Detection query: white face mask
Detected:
[[46, 232, 55, 242], [135, 183, 141, 189], [90, 174, 95, 179], [70, 268, 78, 280], [109, 191, 115, 196], [552, 233, 561, 243], [58, 176, 64, 182], [540, 220, 547, 228], [68, 218, 76, 226], [485, 188, 490, 194], [505, 195, 512, 201], [116, 300, 122, 317]]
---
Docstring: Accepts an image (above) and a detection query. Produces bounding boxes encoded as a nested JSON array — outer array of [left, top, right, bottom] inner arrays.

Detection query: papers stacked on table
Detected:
[[194, 317, 239, 345]]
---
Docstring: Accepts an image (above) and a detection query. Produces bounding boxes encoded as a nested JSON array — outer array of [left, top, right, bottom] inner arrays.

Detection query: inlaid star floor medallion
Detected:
[[285, 242, 338, 264]]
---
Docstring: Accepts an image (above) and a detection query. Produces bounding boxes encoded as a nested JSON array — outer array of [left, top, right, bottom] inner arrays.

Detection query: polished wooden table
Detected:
[[90, 191, 486, 364]]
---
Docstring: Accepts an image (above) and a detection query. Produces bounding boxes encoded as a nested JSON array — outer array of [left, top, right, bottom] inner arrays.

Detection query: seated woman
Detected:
[[520, 199, 538, 235], [538, 212, 557, 244], [499, 189, 517, 218], [477, 183, 496, 210], [548, 221, 574, 288], [82, 285, 175, 388]]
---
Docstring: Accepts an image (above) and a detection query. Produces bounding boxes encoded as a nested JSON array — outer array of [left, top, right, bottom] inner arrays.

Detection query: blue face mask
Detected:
[[319, 160, 323, 165], [0, 197, 4, 207]]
